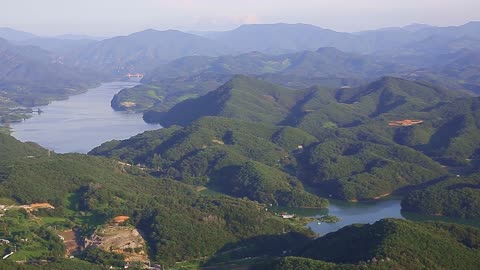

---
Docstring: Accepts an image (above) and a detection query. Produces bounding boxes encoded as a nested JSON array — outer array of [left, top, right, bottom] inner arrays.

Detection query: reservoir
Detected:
[[10, 81, 160, 153], [9, 81, 480, 235], [274, 197, 480, 236]]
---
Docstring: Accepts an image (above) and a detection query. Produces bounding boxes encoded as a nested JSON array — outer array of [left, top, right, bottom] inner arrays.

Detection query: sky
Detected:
[[1, 0, 480, 36]]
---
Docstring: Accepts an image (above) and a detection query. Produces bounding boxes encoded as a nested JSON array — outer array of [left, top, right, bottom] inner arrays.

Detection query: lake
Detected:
[[273, 197, 480, 236], [10, 81, 161, 153], [9, 81, 480, 235]]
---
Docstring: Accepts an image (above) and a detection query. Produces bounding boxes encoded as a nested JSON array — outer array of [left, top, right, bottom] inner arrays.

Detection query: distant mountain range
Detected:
[[0, 27, 105, 41], [4, 21, 480, 269], [143, 47, 403, 82], [0, 27, 103, 53], [65, 29, 230, 75], [2, 22, 479, 76], [0, 38, 103, 107]]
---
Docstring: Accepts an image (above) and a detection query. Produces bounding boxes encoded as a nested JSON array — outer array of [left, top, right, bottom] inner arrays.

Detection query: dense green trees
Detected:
[[0, 134, 309, 267], [81, 247, 125, 268], [91, 116, 326, 207], [296, 219, 480, 269], [301, 133, 446, 200], [402, 174, 480, 218], [5, 70, 480, 268]]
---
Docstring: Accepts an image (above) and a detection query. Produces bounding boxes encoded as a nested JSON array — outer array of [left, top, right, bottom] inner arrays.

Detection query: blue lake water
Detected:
[[308, 199, 404, 235], [274, 197, 480, 235], [10, 81, 160, 153], [9, 82, 480, 235]]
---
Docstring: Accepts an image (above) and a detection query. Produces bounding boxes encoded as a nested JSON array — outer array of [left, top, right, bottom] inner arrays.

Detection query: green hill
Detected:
[[90, 116, 325, 207], [0, 134, 310, 267], [299, 130, 446, 201], [118, 48, 396, 115], [336, 76, 466, 117], [402, 174, 480, 218], [147, 75, 466, 129], [92, 114, 445, 202], [144, 75, 309, 126], [101, 76, 466, 202], [390, 96, 480, 167], [0, 133, 47, 161], [111, 73, 231, 112], [295, 219, 480, 269]]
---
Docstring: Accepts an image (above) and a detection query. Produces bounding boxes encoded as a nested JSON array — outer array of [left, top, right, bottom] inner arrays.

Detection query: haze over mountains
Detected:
[[0, 37, 102, 107], [3, 21, 476, 123], [3, 19, 480, 270], [2, 22, 479, 74]]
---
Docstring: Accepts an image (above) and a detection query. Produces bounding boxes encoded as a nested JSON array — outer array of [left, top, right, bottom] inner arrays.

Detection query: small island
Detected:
[[317, 215, 342, 223]]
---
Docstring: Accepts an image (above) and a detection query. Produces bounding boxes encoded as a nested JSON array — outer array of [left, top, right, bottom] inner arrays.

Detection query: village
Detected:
[[0, 202, 160, 269]]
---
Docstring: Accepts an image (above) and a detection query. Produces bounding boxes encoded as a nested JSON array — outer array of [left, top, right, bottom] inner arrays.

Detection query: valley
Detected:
[[1, 13, 480, 269]]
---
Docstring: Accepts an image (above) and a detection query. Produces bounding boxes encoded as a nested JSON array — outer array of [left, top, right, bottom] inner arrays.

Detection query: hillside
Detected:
[[69, 29, 230, 75], [402, 174, 480, 218], [335, 76, 467, 117], [114, 44, 478, 116], [92, 112, 446, 202], [114, 48, 395, 114], [299, 131, 446, 201], [0, 134, 308, 267], [291, 219, 480, 269], [146, 75, 466, 129], [0, 38, 103, 109], [143, 48, 397, 83], [0, 133, 47, 161], [144, 75, 308, 126], [90, 116, 325, 207], [391, 96, 480, 166], [111, 73, 231, 112], [0, 27, 36, 41]]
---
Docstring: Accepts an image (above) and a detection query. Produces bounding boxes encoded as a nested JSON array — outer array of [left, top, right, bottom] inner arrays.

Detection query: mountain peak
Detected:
[[315, 47, 345, 54], [402, 23, 434, 31], [233, 23, 326, 31], [0, 27, 37, 41]]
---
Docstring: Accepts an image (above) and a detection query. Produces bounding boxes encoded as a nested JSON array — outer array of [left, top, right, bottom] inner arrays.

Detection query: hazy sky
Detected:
[[2, 0, 479, 36]]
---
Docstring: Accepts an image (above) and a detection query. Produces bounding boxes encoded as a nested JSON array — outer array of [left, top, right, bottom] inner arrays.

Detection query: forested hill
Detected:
[[0, 134, 310, 268], [92, 109, 446, 202], [2, 131, 480, 269], [90, 116, 326, 207], [144, 75, 308, 126], [0, 133, 47, 160], [144, 75, 467, 128], [267, 219, 480, 269], [95, 75, 480, 204]]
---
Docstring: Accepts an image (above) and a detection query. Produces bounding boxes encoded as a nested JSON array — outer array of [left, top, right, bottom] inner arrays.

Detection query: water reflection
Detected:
[[10, 82, 161, 153], [272, 197, 480, 235]]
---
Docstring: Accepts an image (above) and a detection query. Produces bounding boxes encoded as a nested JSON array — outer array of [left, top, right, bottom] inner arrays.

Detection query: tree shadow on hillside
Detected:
[[395, 175, 450, 194]]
